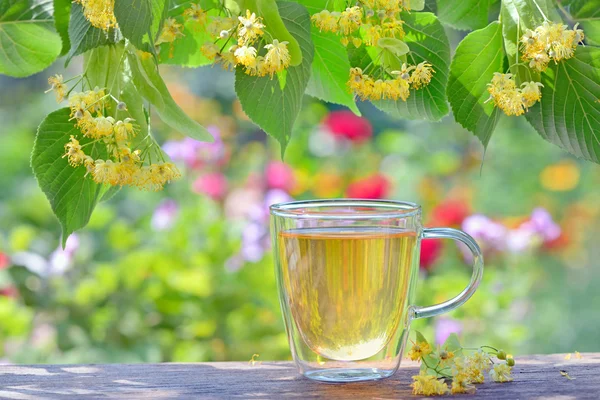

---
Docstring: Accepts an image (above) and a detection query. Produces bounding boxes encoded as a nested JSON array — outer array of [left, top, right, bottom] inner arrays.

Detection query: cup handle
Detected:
[[413, 227, 484, 319]]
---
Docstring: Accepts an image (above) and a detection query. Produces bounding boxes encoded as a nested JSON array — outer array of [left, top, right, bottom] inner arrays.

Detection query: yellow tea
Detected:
[[279, 227, 416, 361]]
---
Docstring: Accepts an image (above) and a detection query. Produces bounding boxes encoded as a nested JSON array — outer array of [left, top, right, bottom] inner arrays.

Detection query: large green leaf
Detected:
[[66, 2, 121, 63], [437, 0, 498, 30], [113, 0, 154, 50], [234, 1, 314, 155], [306, 29, 359, 114], [128, 47, 213, 141], [0, 0, 61, 77], [525, 47, 600, 163], [500, 0, 560, 84], [53, 0, 71, 56], [374, 12, 451, 122], [447, 21, 504, 147], [32, 108, 110, 246]]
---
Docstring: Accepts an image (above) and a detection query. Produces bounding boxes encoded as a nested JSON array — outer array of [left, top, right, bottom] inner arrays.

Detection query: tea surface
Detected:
[[279, 227, 416, 361]]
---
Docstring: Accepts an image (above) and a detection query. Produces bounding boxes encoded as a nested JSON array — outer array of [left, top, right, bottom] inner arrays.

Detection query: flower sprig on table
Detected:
[[408, 332, 515, 396]]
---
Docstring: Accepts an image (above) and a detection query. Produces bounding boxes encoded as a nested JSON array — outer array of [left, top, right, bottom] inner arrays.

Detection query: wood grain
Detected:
[[0, 353, 597, 399]]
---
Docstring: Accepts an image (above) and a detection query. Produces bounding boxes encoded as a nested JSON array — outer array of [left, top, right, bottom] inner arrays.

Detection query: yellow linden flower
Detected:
[[489, 363, 513, 383], [386, 78, 410, 101], [217, 49, 238, 71], [74, 0, 117, 31], [339, 7, 362, 35], [183, 3, 207, 24], [407, 341, 432, 361], [382, 21, 405, 40], [311, 10, 339, 33], [157, 18, 184, 45], [238, 10, 265, 45], [410, 62, 435, 89], [63, 135, 87, 167], [234, 45, 258, 67], [46, 74, 67, 102], [411, 372, 449, 396], [451, 372, 476, 394], [352, 37, 363, 47], [520, 21, 584, 71], [149, 161, 181, 186], [201, 42, 220, 60], [521, 81, 544, 108], [93, 116, 115, 138], [92, 159, 120, 185], [264, 40, 291, 76], [340, 36, 350, 47], [113, 118, 137, 143]]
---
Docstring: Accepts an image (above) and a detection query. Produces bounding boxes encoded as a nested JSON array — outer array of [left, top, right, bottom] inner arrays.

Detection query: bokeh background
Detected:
[[1, 59, 600, 364]]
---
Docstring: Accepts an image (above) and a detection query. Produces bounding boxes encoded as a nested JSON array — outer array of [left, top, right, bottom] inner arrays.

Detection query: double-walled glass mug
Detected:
[[270, 199, 483, 383]]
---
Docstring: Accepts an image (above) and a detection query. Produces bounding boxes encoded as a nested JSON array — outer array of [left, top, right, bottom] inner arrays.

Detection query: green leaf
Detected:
[[581, 21, 600, 46], [306, 29, 359, 114], [31, 108, 109, 246], [374, 12, 451, 121], [295, 0, 345, 14], [500, 0, 560, 84], [447, 21, 504, 147], [525, 47, 600, 163], [0, 0, 62, 77], [128, 47, 213, 141], [53, 0, 71, 56], [66, 3, 121, 63], [377, 37, 410, 57], [234, 1, 314, 155], [441, 333, 462, 353], [415, 330, 429, 345], [560, 0, 600, 19], [113, 0, 153, 50], [437, 0, 498, 30], [409, 0, 425, 11]]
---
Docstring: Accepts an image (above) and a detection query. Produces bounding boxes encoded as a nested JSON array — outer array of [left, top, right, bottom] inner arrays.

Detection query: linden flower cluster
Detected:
[[312, 0, 409, 47], [348, 62, 435, 101], [521, 21, 585, 72], [74, 0, 117, 31], [408, 336, 515, 396], [487, 73, 543, 116], [196, 9, 291, 78], [47, 80, 180, 192]]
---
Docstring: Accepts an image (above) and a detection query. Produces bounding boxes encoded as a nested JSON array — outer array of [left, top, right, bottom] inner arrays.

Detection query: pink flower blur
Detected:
[[265, 162, 295, 192], [193, 173, 228, 201], [324, 110, 373, 143]]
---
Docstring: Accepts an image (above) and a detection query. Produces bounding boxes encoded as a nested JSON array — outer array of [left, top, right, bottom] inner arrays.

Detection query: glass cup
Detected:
[[270, 199, 483, 383]]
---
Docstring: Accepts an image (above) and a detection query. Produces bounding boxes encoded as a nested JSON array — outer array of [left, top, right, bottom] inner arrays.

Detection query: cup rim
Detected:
[[269, 199, 421, 219]]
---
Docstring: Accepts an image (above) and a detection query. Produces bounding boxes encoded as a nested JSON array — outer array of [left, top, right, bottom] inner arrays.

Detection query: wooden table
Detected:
[[0, 353, 597, 399]]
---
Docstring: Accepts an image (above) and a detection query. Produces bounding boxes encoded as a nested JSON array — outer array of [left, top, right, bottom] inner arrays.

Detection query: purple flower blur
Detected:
[[523, 208, 561, 242], [152, 199, 179, 231], [163, 126, 225, 169], [462, 215, 508, 251], [435, 317, 463, 345]]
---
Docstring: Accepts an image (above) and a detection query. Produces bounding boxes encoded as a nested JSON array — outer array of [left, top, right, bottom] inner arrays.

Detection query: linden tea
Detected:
[[279, 227, 416, 361]]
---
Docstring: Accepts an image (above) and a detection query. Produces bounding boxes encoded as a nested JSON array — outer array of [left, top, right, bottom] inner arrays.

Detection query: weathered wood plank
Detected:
[[0, 354, 597, 399]]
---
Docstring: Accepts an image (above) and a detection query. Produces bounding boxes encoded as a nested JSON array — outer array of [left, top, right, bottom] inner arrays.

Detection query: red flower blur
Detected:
[[0, 252, 9, 269], [324, 110, 373, 143], [431, 200, 470, 227], [192, 173, 228, 201], [346, 174, 391, 199], [265, 161, 295, 192], [420, 239, 443, 270]]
